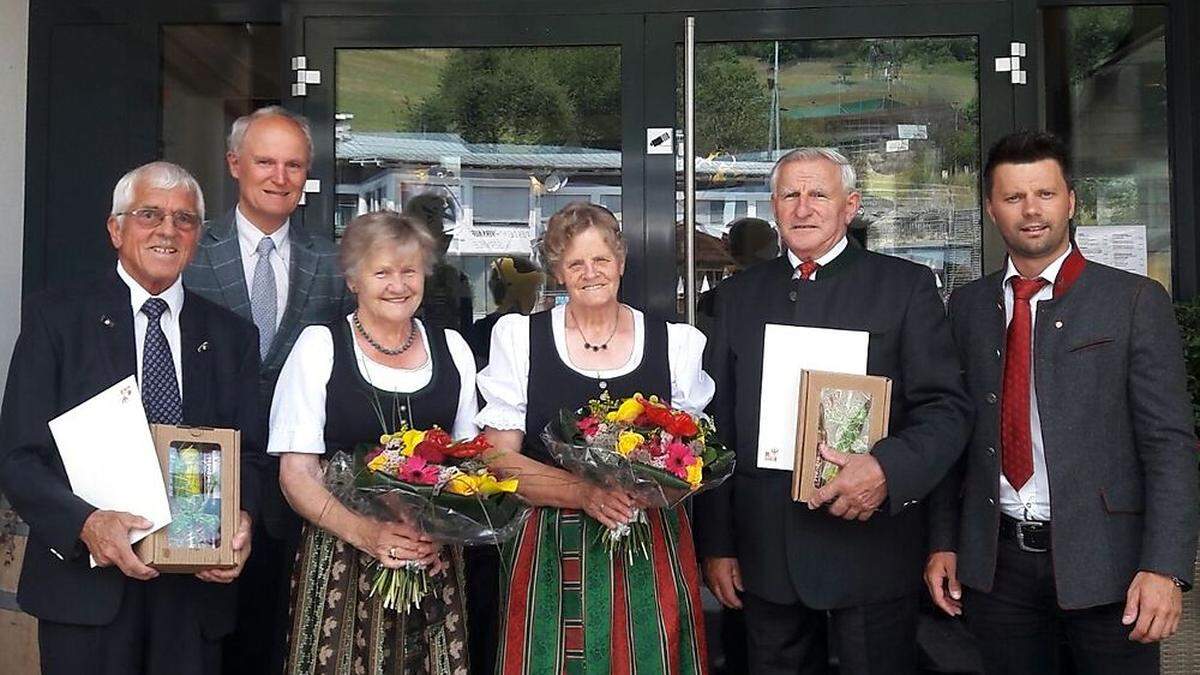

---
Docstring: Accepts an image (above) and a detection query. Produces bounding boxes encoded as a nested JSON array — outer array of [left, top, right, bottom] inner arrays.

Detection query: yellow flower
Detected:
[[400, 429, 425, 457], [445, 471, 519, 496], [616, 431, 644, 456], [606, 397, 645, 423], [367, 452, 389, 471], [685, 458, 704, 486], [379, 433, 393, 445]]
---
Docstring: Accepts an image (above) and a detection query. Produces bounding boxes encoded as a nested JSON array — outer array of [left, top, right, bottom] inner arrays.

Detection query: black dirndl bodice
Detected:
[[322, 319, 462, 454], [522, 308, 671, 464]]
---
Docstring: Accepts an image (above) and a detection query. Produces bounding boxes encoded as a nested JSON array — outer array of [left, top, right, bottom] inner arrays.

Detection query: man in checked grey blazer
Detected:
[[925, 131, 1197, 674], [184, 106, 349, 675]]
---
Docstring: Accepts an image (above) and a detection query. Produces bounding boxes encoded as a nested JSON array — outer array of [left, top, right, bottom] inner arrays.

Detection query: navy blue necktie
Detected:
[[140, 298, 182, 425]]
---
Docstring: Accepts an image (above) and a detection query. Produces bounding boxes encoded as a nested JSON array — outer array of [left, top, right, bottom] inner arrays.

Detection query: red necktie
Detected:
[[796, 260, 820, 280], [1001, 276, 1048, 490]]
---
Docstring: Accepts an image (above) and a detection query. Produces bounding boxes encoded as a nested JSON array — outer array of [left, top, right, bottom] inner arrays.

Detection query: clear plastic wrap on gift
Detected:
[[540, 405, 736, 510], [324, 449, 531, 547]]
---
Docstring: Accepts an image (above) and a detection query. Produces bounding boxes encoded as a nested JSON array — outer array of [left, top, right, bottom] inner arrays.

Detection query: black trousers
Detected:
[[39, 576, 221, 675], [963, 535, 1159, 675], [741, 590, 918, 675]]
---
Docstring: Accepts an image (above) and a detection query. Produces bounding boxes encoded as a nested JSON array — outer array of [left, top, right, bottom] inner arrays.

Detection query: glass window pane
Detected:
[[1042, 6, 1171, 291], [161, 25, 282, 216], [335, 47, 621, 340], [677, 38, 982, 320]]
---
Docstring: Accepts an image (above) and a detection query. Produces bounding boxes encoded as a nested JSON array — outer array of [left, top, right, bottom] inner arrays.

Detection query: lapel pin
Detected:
[[100, 315, 114, 327], [197, 341, 209, 353], [1054, 320, 1064, 329]]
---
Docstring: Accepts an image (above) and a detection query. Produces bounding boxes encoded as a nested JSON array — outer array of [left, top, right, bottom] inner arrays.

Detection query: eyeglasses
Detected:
[[117, 207, 202, 231]]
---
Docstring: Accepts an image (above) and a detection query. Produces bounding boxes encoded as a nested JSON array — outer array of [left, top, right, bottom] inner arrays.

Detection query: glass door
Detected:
[[294, 14, 645, 333], [647, 4, 1016, 321]]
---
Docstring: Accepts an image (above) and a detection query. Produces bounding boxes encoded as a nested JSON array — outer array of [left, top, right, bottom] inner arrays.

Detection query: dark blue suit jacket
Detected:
[[0, 269, 265, 634]]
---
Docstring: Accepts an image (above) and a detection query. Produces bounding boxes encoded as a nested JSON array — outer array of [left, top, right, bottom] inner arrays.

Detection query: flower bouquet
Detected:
[[325, 426, 529, 613], [542, 392, 735, 561]]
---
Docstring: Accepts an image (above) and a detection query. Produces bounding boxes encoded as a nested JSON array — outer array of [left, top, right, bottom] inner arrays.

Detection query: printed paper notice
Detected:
[[1075, 225, 1147, 276], [757, 325, 868, 471]]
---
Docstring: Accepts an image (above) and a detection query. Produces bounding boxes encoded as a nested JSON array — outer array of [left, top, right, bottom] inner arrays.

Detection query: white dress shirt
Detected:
[[786, 236, 848, 280], [476, 305, 715, 431], [267, 317, 479, 454], [235, 206, 290, 327], [117, 261, 184, 400], [999, 245, 1073, 521]]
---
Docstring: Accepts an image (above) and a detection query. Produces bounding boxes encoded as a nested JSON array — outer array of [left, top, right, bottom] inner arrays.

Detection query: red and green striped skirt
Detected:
[[496, 505, 708, 675]]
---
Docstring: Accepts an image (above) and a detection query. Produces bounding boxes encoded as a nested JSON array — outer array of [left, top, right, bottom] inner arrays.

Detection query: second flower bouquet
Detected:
[[325, 426, 529, 613], [543, 392, 735, 561]]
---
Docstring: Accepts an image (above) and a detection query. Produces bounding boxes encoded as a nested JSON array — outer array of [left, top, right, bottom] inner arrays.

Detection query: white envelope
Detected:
[[48, 375, 171, 565], [757, 325, 868, 471]]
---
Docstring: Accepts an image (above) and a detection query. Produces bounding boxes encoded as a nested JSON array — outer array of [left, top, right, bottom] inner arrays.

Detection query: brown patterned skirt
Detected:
[[284, 523, 470, 675]]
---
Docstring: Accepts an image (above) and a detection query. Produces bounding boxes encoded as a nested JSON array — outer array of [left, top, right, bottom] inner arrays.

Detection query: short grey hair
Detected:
[[111, 161, 205, 221], [769, 147, 857, 195], [227, 105, 313, 165], [339, 211, 438, 281]]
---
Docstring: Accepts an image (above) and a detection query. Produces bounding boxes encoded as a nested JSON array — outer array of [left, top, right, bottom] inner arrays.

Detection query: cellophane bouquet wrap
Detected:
[[542, 392, 734, 561], [325, 426, 530, 613]]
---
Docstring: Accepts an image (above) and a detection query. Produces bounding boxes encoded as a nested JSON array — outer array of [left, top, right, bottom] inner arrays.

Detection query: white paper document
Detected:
[[1075, 225, 1148, 276], [757, 325, 869, 471], [48, 375, 170, 564]]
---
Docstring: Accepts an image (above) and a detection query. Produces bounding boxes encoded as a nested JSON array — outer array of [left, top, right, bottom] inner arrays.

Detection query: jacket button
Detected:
[[987, 498, 995, 506], [994, 349, 1001, 359], [985, 392, 997, 404], [987, 446, 996, 455]]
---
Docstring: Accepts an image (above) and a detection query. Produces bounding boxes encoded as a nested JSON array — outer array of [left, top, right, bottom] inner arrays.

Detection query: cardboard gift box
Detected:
[[135, 424, 240, 572], [791, 371, 891, 502]]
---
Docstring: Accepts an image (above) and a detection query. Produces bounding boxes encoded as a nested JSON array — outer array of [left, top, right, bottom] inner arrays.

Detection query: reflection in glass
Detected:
[[677, 38, 981, 317], [1043, 6, 1171, 291], [335, 47, 620, 345], [161, 24, 282, 215]]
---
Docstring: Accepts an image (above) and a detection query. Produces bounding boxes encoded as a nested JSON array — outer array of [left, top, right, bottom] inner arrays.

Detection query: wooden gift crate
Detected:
[[135, 425, 240, 572]]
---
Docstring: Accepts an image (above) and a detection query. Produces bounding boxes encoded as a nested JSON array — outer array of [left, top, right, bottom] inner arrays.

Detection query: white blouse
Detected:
[[476, 305, 715, 431], [268, 316, 479, 455]]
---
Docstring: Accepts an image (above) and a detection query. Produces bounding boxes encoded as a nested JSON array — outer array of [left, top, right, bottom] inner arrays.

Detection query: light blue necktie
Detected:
[[251, 236, 277, 358]]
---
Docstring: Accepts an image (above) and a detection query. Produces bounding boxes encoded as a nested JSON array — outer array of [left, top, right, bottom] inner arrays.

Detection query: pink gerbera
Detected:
[[665, 440, 695, 480], [396, 455, 439, 485]]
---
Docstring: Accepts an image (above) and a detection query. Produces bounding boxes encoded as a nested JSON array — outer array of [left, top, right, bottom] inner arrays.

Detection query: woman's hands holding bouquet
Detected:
[[580, 484, 640, 530], [355, 516, 441, 570]]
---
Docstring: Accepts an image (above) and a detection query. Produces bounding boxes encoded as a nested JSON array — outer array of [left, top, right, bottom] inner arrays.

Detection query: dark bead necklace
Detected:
[[569, 304, 621, 352], [353, 311, 418, 356]]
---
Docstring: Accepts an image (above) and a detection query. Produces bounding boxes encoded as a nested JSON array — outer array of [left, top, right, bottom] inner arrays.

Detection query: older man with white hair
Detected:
[[694, 147, 972, 674], [0, 161, 264, 675]]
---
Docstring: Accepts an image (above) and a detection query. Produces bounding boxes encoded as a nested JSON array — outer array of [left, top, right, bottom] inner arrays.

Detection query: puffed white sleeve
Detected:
[[474, 314, 531, 431], [444, 328, 481, 440], [267, 325, 335, 455], [666, 321, 716, 416]]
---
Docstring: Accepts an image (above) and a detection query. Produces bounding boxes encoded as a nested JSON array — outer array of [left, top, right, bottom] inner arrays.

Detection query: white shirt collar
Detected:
[[235, 205, 289, 256], [1004, 244, 1073, 287], [116, 261, 185, 318], [787, 235, 848, 271]]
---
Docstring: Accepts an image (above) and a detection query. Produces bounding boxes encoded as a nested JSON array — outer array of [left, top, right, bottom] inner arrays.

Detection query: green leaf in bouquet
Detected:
[[704, 449, 736, 476]]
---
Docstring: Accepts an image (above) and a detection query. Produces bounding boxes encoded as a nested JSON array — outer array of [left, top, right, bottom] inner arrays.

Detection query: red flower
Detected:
[[414, 440, 447, 464], [444, 434, 492, 459], [423, 427, 453, 449], [666, 411, 699, 438]]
